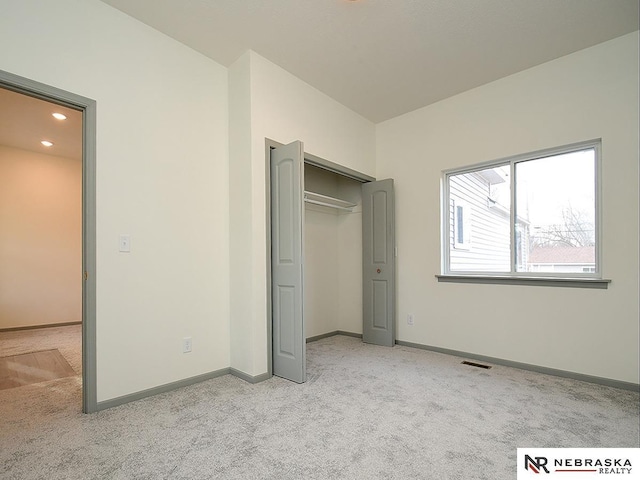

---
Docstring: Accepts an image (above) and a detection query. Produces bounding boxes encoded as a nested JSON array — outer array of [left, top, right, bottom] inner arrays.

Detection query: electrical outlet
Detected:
[[183, 337, 192, 353], [407, 314, 414, 326], [119, 234, 131, 253]]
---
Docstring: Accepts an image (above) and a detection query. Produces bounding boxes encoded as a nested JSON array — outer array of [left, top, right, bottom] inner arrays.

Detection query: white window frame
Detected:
[[441, 139, 602, 280]]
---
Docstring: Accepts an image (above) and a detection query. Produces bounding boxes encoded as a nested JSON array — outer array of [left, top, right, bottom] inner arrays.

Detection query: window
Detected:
[[453, 200, 471, 249], [442, 140, 600, 278]]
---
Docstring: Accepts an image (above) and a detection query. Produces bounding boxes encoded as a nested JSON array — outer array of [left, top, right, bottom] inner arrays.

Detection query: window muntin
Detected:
[[443, 141, 599, 278]]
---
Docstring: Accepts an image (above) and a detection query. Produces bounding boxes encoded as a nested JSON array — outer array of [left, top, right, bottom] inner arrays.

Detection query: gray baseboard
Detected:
[[95, 333, 633, 413], [307, 330, 363, 343], [94, 366, 274, 412], [95, 367, 231, 412], [337, 330, 363, 339], [229, 368, 272, 384], [395, 340, 639, 392], [306, 331, 339, 343]]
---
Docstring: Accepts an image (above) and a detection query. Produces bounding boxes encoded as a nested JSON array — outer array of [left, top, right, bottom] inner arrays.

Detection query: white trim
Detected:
[[441, 139, 602, 177], [442, 139, 602, 280], [303, 190, 355, 211]]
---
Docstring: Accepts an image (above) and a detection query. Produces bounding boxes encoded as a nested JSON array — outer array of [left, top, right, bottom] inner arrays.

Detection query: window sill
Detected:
[[436, 275, 611, 289]]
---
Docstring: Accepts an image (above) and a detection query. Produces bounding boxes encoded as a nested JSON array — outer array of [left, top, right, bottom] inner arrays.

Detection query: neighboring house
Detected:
[[527, 246, 596, 273], [449, 169, 529, 272]]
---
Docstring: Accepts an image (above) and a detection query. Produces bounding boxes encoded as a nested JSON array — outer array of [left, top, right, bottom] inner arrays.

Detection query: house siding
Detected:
[[449, 172, 511, 272]]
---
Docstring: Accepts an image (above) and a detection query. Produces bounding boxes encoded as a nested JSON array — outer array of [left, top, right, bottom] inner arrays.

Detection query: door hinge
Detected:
[[84, 271, 89, 281]]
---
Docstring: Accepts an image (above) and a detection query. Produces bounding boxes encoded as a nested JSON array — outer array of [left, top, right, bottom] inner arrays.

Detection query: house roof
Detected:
[[528, 246, 595, 264]]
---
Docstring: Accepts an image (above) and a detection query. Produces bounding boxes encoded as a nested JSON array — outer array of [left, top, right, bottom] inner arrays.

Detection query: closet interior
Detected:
[[303, 164, 363, 339]]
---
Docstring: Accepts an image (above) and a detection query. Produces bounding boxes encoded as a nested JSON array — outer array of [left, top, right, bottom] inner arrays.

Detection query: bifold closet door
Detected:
[[270, 141, 306, 383], [362, 179, 395, 347]]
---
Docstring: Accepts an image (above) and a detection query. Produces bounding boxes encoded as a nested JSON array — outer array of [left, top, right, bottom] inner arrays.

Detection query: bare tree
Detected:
[[531, 205, 595, 248]]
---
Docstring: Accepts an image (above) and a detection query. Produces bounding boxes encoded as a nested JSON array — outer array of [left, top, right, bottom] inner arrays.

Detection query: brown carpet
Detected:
[[0, 349, 76, 390]]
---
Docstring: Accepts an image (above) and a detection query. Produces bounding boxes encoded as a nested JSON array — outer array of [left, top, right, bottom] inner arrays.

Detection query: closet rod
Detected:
[[304, 198, 354, 211]]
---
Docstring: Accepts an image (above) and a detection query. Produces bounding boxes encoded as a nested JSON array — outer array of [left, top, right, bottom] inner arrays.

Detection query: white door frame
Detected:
[[0, 69, 98, 413]]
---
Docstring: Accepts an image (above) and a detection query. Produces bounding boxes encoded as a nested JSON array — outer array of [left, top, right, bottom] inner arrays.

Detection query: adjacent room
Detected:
[[0, 87, 82, 394], [0, 1, 638, 478]]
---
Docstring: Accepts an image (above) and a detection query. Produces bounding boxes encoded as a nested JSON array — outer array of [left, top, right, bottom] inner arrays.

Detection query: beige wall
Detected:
[[336, 177, 364, 336], [304, 167, 340, 338], [1, 0, 230, 402], [303, 167, 364, 339], [376, 32, 639, 384], [228, 51, 376, 376], [304, 203, 363, 338], [2, 0, 636, 402], [0, 145, 81, 329], [304, 206, 340, 338]]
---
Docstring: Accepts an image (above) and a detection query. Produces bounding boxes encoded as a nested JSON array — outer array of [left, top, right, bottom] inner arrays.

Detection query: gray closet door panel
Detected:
[[362, 179, 395, 347], [275, 286, 296, 357], [372, 280, 389, 330], [372, 190, 388, 263], [271, 141, 306, 383]]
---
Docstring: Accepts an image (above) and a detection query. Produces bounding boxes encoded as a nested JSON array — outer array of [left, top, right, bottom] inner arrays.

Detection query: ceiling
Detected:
[[100, 0, 639, 123], [1, 1, 636, 157], [0, 88, 82, 160]]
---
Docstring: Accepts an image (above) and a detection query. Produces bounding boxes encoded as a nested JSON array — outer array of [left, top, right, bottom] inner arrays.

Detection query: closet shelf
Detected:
[[304, 191, 356, 212]]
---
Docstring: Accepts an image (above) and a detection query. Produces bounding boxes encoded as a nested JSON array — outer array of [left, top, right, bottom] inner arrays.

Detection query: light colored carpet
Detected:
[[0, 333, 638, 479]]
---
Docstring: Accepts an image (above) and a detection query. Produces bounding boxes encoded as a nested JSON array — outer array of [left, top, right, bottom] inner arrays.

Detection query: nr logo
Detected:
[[525, 455, 550, 474]]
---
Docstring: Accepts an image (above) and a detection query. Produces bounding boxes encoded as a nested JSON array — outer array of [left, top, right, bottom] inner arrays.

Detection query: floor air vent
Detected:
[[461, 360, 492, 369]]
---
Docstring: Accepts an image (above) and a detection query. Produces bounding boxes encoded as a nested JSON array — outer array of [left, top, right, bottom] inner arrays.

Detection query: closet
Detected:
[[270, 140, 395, 384], [304, 164, 363, 340]]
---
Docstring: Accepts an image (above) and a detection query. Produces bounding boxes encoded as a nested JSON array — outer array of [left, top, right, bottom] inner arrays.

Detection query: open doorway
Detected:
[[0, 70, 96, 413]]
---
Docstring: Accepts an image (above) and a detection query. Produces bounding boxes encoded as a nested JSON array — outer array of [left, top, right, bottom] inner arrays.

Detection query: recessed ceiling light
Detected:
[[52, 112, 67, 120], [41, 140, 54, 147]]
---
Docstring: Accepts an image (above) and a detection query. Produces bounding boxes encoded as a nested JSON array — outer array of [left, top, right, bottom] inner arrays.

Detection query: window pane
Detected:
[[456, 206, 464, 243], [515, 149, 595, 273], [449, 165, 510, 272]]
